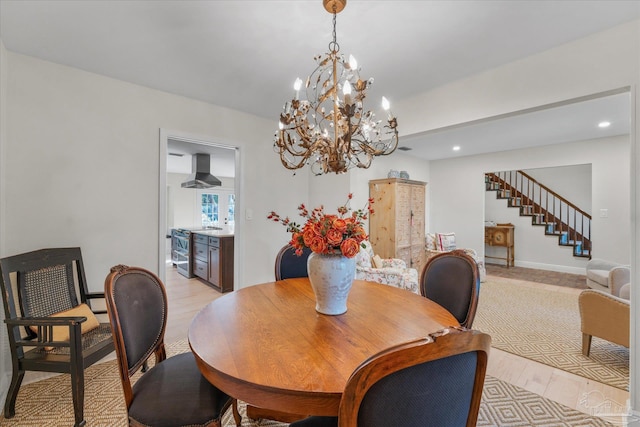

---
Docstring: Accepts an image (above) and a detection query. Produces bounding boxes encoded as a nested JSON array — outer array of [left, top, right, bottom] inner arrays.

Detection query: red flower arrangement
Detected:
[[268, 194, 374, 258]]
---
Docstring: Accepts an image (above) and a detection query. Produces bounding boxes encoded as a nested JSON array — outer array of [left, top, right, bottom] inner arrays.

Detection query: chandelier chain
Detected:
[[329, 11, 339, 53]]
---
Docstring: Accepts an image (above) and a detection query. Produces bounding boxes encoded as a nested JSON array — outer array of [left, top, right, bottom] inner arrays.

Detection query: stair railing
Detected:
[[486, 170, 591, 256]]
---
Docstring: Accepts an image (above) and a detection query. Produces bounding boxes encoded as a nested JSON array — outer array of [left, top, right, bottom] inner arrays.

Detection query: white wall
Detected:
[[524, 164, 592, 215], [2, 50, 308, 293]]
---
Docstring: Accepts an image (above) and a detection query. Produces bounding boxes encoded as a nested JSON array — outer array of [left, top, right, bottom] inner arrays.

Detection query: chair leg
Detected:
[[70, 361, 86, 427], [582, 333, 592, 357], [3, 368, 24, 418], [232, 399, 242, 427]]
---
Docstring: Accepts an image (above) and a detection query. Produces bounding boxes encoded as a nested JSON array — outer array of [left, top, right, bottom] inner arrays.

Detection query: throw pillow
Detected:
[[436, 232, 457, 251], [29, 303, 100, 350], [372, 254, 383, 269], [355, 246, 372, 268], [426, 233, 437, 250]]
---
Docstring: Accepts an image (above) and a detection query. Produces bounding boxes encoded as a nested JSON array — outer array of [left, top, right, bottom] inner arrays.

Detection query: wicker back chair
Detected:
[[0, 247, 114, 427]]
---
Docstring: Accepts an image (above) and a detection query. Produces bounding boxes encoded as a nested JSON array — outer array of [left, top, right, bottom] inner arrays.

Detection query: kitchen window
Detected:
[[199, 189, 235, 227]]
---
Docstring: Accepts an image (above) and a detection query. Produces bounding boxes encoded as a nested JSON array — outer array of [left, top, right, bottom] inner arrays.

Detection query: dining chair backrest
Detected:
[[290, 328, 491, 427], [339, 328, 491, 427], [419, 250, 480, 328], [275, 244, 312, 281], [104, 265, 168, 403]]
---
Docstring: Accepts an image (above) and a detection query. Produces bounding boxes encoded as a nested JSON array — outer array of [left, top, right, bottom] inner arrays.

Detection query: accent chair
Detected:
[[579, 282, 630, 357], [354, 241, 419, 294], [585, 258, 630, 294], [0, 247, 115, 427]]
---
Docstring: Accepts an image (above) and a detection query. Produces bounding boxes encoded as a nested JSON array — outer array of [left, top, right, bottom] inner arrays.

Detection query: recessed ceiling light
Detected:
[[598, 121, 611, 128], [453, 146, 461, 151]]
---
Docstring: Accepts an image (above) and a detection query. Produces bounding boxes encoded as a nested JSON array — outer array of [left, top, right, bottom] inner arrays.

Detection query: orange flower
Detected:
[[268, 194, 374, 257], [332, 218, 347, 233], [340, 238, 360, 258], [303, 226, 316, 246], [326, 228, 343, 246], [309, 236, 327, 253]]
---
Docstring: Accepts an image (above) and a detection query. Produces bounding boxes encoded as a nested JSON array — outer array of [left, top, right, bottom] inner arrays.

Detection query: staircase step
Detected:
[[486, 171, 592, 261]]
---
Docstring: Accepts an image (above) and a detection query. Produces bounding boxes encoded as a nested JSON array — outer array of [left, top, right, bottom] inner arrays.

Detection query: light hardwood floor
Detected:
[[163, 265, 630, 423]]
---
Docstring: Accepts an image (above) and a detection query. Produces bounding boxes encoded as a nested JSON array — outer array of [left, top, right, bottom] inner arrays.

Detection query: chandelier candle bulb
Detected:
[[382, 96, 392, 119], [343, 81, 352, 105], [348, 54, 357, 70], [294, 77, 303, 100]]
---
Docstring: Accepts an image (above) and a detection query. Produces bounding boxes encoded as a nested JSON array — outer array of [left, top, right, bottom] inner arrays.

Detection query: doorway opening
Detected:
[[158, 130, 240, 286]]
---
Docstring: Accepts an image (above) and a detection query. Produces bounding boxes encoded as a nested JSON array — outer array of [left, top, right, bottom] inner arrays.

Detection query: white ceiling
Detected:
[[1, 0, 638, 166]]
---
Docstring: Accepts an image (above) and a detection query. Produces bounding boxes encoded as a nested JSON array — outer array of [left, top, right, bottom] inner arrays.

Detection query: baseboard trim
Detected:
[[495, 260, 586, 275]]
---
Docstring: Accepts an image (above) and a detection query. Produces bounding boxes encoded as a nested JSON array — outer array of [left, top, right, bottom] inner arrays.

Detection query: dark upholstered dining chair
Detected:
[[0, 247, 115, 427], [274, 244, 312, 281], [419, 249, 481, 328], [104, 264, 240, 427], [290, 327, 491, 427]]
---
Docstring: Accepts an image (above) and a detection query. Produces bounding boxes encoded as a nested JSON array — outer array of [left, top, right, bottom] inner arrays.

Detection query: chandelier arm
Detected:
[[278, 134, 314, 170]]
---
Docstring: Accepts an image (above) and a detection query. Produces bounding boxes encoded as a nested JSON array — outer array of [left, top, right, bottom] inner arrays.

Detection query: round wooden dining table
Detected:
[[188, 278, 459, 418]]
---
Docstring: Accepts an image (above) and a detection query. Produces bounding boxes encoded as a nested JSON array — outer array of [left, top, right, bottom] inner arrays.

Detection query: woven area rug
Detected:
[[0, 339, 616, 426], [474, 276, 629, 390]]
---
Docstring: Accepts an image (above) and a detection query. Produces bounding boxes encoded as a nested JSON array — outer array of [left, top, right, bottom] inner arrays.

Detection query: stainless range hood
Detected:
[[181, 153, 222, 188]]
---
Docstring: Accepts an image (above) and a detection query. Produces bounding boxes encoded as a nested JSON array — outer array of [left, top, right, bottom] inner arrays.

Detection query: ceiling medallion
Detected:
[[273, 0, 399, 175]]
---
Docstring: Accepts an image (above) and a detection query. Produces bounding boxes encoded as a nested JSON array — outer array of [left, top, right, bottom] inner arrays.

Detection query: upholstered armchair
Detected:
[[355, 241, 419, 294], [578, 282, 629, 357], [585, 258, 630, 293]]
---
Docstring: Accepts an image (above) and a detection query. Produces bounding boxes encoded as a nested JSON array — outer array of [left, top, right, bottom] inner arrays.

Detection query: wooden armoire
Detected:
[[368, 178, 427, 274]]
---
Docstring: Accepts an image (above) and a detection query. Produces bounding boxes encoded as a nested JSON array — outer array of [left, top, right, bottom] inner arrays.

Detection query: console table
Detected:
[[484, 224, 515, 268]]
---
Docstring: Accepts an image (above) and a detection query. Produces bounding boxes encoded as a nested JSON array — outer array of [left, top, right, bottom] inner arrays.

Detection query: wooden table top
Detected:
[[188, 278, 459, 417]]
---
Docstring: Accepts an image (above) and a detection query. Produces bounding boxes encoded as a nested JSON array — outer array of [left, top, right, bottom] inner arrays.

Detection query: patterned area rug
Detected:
[[474, 277, 629, 390], [0, 340, 616, 426]]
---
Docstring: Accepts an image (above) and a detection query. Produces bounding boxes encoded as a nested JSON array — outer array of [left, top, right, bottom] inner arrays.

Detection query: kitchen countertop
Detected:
[[191, 228, 234, 238]]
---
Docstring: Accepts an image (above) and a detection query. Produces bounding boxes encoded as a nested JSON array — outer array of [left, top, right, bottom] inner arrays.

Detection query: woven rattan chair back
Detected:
[[0, 247, 114, 427]]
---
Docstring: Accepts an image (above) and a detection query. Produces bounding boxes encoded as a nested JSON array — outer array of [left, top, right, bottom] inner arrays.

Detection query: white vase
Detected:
[[307, 252, 356, 315]]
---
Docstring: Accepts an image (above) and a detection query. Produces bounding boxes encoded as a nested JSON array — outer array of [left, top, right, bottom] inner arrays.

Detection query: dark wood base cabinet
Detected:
[[193, 233, 234, 293]]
